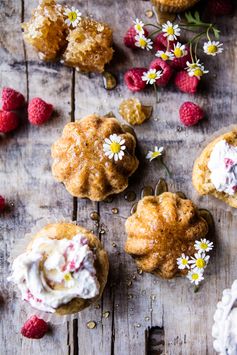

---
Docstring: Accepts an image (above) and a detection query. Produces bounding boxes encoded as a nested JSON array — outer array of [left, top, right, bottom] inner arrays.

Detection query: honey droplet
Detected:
[[130, 202, 138, 215], [141, 186, 154, 199], [145, 9, 153, 18], [145, 316, 150, 321], [86, 321, 97, 329], [199, 209, 214, 230], [112, 242, 117, 247], [176, 191, 187, 199], [90, 211, 100, 221], [100, 228, 106, 235], [137, 268, 143, 275], [103, 311, 110, 318], [155, 178, 168, 196], [134, 323, 141, 328], [112, 208, 119, 214], [124, 191, 136, 202], [142, 105, 153, 120], [102, 71, 117, 90], [94, 304, 100, 309], [104, 111, 115, 118]]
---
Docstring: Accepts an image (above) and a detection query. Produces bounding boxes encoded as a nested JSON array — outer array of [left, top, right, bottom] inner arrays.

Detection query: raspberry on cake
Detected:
[[51, 114, 139, 201]]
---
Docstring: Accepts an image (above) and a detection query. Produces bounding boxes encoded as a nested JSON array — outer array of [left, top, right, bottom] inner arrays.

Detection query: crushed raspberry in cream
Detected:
[[8, 234, 99, 313], [208, 140, 237, 196]]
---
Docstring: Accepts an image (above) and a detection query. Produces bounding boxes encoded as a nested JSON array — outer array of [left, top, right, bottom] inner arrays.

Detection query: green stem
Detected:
[[145, 23, 161, 30], [189, 42, 194, 63], [179, 22, 212, 28], [160, 158, 172, 178], [149, 29, 161, 37], [206, 24, 212, 41], [188, 30, 206, 44]]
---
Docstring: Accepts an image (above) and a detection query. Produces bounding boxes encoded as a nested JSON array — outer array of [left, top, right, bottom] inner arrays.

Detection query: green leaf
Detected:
[[213, 27, 220, 39], [194, 11, 200, 22], [185, 11, 195, 24]]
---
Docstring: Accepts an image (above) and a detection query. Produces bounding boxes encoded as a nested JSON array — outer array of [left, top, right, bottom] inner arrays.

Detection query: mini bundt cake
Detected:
[[125, 192, 209, 279], [151, 0, 199, 13], [51, 114, 139, 201], [193, 129, 237, 208]]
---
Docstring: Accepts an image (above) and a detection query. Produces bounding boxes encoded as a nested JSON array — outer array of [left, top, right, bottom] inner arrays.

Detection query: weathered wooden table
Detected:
[[0, 1, 237, 354]]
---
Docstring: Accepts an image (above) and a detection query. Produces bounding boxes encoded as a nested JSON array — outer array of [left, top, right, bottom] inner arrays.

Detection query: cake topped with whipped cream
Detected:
[[208, 140, 237, 196], [193, 128, 237, 208], [8, 223, 109, 315], [212, 280, 237, 355]]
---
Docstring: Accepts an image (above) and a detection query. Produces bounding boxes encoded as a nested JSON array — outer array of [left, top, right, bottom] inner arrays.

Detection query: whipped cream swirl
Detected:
[[213, 280, 237, 354], [8, 234, 100, 313], [208, 140, 237, 195]]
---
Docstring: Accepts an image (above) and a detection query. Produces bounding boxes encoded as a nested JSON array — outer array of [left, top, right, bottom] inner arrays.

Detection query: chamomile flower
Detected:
[[133, 18, 145, 34], [189, 252, 210, 270], [146, 146, 164, 161], [103, 134, 126, 162], [194, 239, 214, 253], [172, 42, 187, 58], [162, 21, 180, 41], [203, 41, 223, 56], [142, 69, 163, 85], [64, 7, 81, 27], [156, 50, 174, 61], [177, 254, 190, 270], [186, 60, 209, 79], [135, 34, 153, 50], [64, 272, 75, 288], [187, 269, 204, 285]]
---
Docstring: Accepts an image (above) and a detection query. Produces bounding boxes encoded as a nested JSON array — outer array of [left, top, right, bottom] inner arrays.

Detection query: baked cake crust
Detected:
[[192, 129, 237, 208], [151, 0, 199, 13], [27, 222, 109, 315], [125, 192, 209, 279], [51, 114, 139, 201]]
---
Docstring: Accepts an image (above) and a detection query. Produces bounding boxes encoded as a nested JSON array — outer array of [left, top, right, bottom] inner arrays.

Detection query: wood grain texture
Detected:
[[0, 0, 237, 354]]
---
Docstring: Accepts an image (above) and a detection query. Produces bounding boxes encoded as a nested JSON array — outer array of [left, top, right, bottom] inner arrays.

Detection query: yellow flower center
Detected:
[[191, 273, 199, 281], [167, 27, 174, 35], [207, 44, 217, 54], [193, 68, 203, 77], [200, 242, 208, 250], [68, 11, 77, 22], [151, 151, 161, 159], [196, 258, 206, 269], [161, 53, 169, 60], [136, 24, 142, 32], [64, 273, 72, 281], [148, 73, 157, 80], [110, 142, 121, 154], [139, 38, 147, 47], [181, 259, 188, 265], [174, 48, 183, 58]]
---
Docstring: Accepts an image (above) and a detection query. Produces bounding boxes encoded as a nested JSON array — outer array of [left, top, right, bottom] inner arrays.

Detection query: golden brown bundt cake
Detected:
[[51, 114, 139, 201], [125, 192, 209, 279], [151, 0, 199, 13]]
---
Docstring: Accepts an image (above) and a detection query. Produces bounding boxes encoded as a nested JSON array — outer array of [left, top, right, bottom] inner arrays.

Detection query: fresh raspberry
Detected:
[[207, 0, 233, 16], [1, 87, 25, 111], [174, 71, 199, 94], [0, 196, 5, 212], [179, 101, 204, 127], [0, 110, 19, 133], [154, 33, 176, 52], [28, 98, 53, 125], [170, 46, 191, 70], [124, 68, 147, 92], [124, 26, 149, 49], [21, 316, 49, 339], [149, 58, 173, 87]]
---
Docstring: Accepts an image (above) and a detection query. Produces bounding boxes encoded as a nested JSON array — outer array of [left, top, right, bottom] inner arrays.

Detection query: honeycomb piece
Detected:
[[22, 0, 68, 61], [63, 17, 114, 73], [119, 98, 152, 125], [125, 192, 209, 279], [51, 114, 139, 201]]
